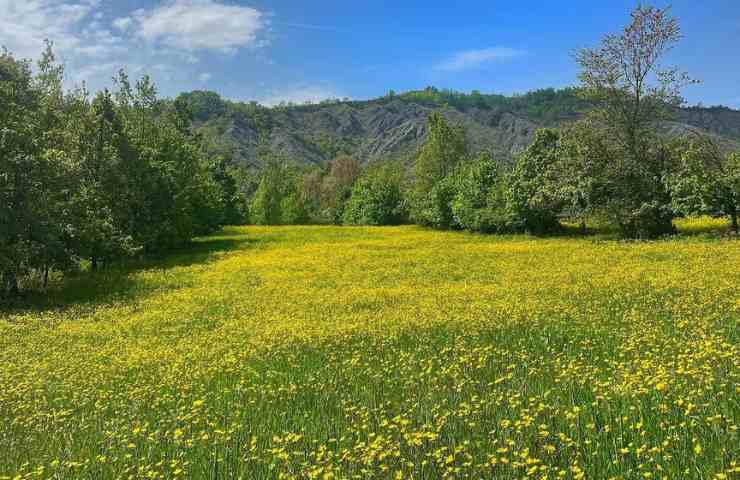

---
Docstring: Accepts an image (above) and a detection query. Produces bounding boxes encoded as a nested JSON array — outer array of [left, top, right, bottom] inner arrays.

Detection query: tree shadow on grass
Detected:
[[556, 218, 732, 240], [0, 230, 262, 318]]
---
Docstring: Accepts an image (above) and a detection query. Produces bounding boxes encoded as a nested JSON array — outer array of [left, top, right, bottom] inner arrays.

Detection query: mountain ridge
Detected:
[[184, 88, 740, 168]]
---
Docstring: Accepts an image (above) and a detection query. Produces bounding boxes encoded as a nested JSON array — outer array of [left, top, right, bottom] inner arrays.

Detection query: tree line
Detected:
[[1, 44, 245, 298], [245, 5, 738, 237]]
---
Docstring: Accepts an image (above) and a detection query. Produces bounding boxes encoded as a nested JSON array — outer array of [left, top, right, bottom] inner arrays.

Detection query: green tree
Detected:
[[33, 41, 76, 282], [250, 151, 308, 225], [0, 49, 63, 295], [555, 120, 614, 232], [2, 46, 234, 295], [452, 152, 516, 233], [210, 156, 247, 225], [411, 113, 467, 226], [321, 155, 361, 224], [68, 89, 137, 271], [280, 191, 310, 225], [575, 5, 695, 238], [412, 173, 460, 229], [413, 112, 466, 193], [111, 72, 225, 250], [343, 164, 407, 226], [668, 137, 740, 232], [507, 129, 564, 234], [724, 153, 740, 231]]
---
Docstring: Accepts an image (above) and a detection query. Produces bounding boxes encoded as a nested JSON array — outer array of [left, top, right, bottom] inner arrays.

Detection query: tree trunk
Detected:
[[91, 256, 98, 272], [4, 270, 19, 296], [43, 268, 49, 289], [579, 219, 587, 234], [731, 209, 738, 233]]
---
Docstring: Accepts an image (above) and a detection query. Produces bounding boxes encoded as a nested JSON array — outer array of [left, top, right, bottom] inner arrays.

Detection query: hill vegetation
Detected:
[[180, 84, 740, 170]]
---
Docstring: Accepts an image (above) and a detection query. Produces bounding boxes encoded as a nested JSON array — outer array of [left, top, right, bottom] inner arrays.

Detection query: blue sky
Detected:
[[2, 0, 738, 107]]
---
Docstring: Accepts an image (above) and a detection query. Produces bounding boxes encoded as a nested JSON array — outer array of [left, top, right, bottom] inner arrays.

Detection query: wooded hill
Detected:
[[182, 87, 740, 168]]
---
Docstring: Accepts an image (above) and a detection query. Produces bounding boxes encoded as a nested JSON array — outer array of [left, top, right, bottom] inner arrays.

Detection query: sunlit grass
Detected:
[[1, 224, 738, 479], [674, 215, 732, 235]]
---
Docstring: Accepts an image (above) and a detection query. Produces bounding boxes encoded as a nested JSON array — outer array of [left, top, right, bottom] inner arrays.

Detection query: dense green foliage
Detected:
[[668, 138, 740, 231], [342, 164, 407, 226], [410, 111, 468, 228], [451, 152, 516, 233], [0, 46, 241, 298]]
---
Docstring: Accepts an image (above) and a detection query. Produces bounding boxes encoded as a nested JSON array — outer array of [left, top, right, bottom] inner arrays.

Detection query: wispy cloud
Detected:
[[130, 0, 266, 53], [198, 72, 212, 83], [436, 47, 525, 72]]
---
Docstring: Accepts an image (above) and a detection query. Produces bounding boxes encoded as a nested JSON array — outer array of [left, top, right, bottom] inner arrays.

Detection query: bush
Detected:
[[280, 192, 309, 225], [250, 153, 310, 225], [343, 165, 407, 225], [616, 200, 676, 239], [452, 154, 518, 233], [410, 175, 459, 229], [507, 130, 563, 234]]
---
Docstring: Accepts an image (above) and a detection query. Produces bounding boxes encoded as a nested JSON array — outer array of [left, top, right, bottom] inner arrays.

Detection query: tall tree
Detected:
[[250, 151, 302, 225], [507, 129, 564, 234], [555, 120, 614, 232], [575, 5, 696, 237], [343, 163, 407, 226], [320, 155, 361, 223], [411, 113, 466, 226], [0, 49, 60, 295], [451, 152, 515, 233], [413, 113, 466, 193], [33, 41, 75, 282], [68, 90, 137, 270]]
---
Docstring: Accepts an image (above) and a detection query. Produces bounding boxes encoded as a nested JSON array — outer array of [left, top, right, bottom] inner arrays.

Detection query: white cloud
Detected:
[[0, 0, 100, 59], [132, 0, 265, 53], [436, 47, 524, 72], [112, 17, 133, 32], [0, 0, 268, 95], [259, 86, 345, 107], [198, 72, 212, 83]]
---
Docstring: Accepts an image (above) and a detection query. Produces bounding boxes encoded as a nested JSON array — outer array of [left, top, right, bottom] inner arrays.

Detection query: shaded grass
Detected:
[[0, 228, 260, 317]]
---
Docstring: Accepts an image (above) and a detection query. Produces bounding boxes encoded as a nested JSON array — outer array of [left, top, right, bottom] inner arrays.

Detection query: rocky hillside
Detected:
[[183, 88, 740, 169]]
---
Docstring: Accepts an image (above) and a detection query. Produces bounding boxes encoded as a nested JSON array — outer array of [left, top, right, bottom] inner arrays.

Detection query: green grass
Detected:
[[1, 223, 738, 479]]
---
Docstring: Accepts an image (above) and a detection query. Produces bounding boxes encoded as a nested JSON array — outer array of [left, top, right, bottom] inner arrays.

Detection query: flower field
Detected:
[[1, 222, 738, 479]]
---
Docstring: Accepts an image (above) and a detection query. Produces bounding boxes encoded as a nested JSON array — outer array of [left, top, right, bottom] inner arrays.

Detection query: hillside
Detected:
[[183, 88, 740, 168]]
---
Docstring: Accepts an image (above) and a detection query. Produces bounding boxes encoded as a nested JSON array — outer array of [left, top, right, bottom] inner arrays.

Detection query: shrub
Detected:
[[343, 165, 407, 225], [452, 153, 518, 233], [507, 130, 563, 234], [410, 174, 459, 229]]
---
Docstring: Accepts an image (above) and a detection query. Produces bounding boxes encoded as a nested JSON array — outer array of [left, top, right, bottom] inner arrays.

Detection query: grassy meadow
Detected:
[[1, 219, 738, 479]]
